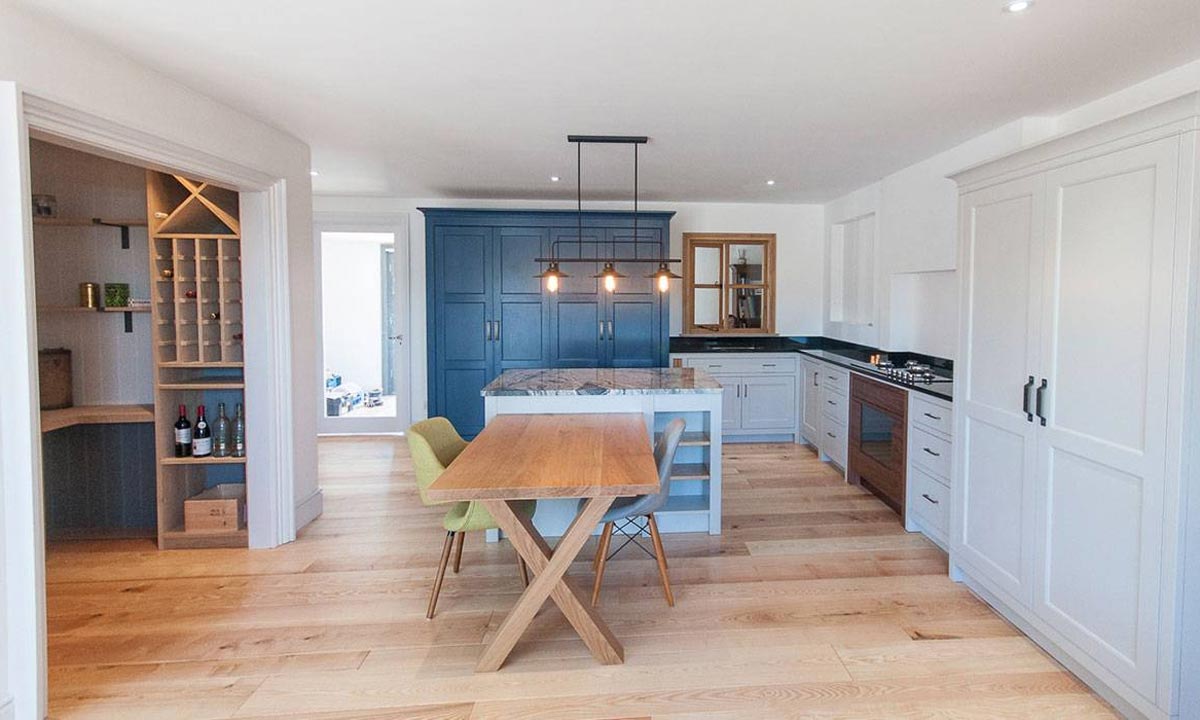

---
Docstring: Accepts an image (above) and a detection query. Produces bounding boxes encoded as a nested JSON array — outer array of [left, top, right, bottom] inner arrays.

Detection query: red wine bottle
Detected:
[[192, 404, 212, 457], [173, 404, 192, 457]]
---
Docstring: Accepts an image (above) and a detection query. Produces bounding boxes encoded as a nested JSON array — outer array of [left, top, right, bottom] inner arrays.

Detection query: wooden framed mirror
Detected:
[[682, 233, 776, 334]]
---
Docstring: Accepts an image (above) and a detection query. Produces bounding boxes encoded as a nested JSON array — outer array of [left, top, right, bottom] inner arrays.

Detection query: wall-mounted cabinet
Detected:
[[682, 233, 775, 334]]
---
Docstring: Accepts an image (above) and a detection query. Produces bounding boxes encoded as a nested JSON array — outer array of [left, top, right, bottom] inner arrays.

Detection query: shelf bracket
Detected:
[[123, 312, 133, 333], [94, 219, 132, 249]]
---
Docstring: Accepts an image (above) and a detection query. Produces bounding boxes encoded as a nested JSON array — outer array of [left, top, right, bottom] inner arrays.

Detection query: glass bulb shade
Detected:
[[546, 274, 559, 292], [657, 273, 670, 293], [604, 273, 617, 292]]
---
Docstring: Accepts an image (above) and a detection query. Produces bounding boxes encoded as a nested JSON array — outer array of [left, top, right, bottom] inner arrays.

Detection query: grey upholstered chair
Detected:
[[586, 417, 686, 607]]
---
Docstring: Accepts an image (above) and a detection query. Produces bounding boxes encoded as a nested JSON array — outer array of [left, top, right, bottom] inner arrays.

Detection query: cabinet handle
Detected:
[[607, 320, 614, 341], [1022, 375, 1035, 422], [599, 321, 605, 341], [709, 364, 723, 368], [493, 320, 501, 342], [827, 399, 836, 405], [1036, 378, 1048, 426], [827, 432, 836, 438], [762, 363, 776, 368], [814, 373, 820, 387], [923, 412, 942, 421], [485, 320, 493, 341], [922, 447, 941, 457], [921, 493, 940, 505]]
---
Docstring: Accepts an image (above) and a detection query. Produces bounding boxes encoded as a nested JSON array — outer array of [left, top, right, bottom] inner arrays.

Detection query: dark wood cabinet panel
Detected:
[[848, 374, 908, 519]]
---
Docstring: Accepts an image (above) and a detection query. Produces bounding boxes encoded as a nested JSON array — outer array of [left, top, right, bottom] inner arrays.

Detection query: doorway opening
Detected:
[[318, 226, 409, 434]]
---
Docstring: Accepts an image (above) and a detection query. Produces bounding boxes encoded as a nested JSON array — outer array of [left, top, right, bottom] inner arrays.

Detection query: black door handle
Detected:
[[1022, 375, 1035, 422], [1036, 378, 1048, 426]]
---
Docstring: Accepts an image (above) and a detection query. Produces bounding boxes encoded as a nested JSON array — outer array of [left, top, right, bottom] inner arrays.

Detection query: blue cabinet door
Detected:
[[494, 227, 549, 372], [605, 227, 665, 367], [550, 227, 607, 367], [431, 226, 493, 437]]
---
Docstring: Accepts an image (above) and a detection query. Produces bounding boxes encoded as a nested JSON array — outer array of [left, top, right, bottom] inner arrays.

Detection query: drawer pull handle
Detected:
[[826, 432, 836, 438], [763, 363, 776, 367], [827, 399, 836, 405], [923, 412, 942, 421], [922, 447, 941, 457], [921, 493, 939, 505]]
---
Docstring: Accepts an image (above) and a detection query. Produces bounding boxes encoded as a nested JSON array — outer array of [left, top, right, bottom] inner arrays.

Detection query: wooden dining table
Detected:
[[425, 412, 660, 672]]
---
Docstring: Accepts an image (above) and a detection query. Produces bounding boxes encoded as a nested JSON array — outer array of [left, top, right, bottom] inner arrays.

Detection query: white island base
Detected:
[[480, 368, 723, 540]]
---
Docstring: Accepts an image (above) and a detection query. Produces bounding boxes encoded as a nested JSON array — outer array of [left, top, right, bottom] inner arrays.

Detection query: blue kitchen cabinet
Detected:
[[424, 209, 673, 435]]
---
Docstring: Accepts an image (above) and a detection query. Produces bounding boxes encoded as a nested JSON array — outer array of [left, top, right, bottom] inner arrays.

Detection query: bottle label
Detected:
[[193, 436, 212, 455], [175, 428, 192, 444]]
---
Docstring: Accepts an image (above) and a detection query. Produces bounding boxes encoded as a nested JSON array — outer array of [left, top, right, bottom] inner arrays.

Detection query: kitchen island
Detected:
[[482, 368, 723, 537]]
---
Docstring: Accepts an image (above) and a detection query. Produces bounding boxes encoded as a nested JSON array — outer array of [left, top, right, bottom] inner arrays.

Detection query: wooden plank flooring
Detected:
[[45, 439, 1118, 719]]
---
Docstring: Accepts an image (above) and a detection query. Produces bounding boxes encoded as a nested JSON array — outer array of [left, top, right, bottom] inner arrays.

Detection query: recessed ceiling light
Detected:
[[550, 176, 560, 182], [309, 170, 320, 177], [766, 179, 776, 186], [1003, 0, 1032, 13]]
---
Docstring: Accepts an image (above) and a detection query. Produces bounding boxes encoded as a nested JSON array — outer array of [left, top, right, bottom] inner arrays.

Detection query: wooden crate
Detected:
[[183, 483, 246, 533], [38, 348, 72, 410]]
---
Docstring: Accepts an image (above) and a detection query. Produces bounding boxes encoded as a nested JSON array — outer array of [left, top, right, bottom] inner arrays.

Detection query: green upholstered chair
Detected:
[[407, 417, 535, 618]]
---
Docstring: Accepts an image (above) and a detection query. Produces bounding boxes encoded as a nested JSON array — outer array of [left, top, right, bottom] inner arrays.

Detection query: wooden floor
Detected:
[[45, 438, 1118, 719]]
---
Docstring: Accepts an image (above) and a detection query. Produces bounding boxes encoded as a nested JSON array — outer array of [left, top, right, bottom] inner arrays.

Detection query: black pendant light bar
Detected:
[[535, 134, 681, 266]]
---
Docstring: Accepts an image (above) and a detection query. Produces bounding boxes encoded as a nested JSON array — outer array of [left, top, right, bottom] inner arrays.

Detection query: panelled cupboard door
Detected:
[[801, 360, 821, 441], [953, 176, 1045, 607], [710, 373, 742, 432], [741, 374, 798, 431], [609, 299, 659, 367], [1032, 137, 1180, 696], [494, 227, 549, 371], [433, 226, 494, 437]]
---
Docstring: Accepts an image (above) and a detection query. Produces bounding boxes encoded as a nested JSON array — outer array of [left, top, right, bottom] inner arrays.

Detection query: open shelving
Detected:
[[147, 172, 247, 549]]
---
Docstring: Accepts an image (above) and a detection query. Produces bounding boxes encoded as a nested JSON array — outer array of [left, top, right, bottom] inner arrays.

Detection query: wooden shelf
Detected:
[[671, 463, 711, 480], [657, 431, 710, 447], [41, 404, 154, 434], [161, 455, 246, 466], [158, 380, 245, 390], [160, 361, 244, 368], [101, 305, 151, 313], [34, 217, 147, 228], [160, 527, 247, 550], [37, 305, 97, 313]]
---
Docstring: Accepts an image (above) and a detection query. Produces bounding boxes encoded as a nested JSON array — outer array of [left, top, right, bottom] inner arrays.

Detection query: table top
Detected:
[[425, 413, 660, 502]]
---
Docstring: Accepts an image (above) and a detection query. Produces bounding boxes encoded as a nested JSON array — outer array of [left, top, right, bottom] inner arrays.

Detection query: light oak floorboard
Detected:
[[45, 439, 1117, 719]]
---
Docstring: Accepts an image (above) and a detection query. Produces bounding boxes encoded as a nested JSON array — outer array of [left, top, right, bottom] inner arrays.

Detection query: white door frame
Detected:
[[314, 212, 412, 435], [0, 86, 298, 720]]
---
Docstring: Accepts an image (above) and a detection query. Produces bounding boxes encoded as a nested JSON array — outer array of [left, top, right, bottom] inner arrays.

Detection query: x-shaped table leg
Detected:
[[476, 497, 622, 671]]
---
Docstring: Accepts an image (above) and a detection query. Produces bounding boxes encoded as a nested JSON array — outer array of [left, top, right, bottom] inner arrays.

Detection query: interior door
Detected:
[[740, 375, 797, 431], [1032, 138, 1180, 695], [317, 222, 410, 435], [493, 227, 548, 373], [430, 226, 492, 437], [953, 175, 1045, 606]]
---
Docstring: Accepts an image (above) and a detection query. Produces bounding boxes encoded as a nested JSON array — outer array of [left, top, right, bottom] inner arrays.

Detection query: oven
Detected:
[[848, 374, 908, 518]]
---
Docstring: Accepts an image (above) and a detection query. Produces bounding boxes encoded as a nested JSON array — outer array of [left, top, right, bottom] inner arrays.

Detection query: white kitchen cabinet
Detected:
[[800, 359, 821, 441], [950, 93, 1200, 720], [673, 353, 799, 441], [905, 392, 953, 550]]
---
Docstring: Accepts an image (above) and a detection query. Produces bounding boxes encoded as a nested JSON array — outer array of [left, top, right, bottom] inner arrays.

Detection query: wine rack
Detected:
[[147, 172, 247, 549]]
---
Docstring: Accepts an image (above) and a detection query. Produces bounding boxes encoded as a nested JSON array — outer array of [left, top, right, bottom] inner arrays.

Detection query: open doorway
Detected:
[[316, 221, 409, 434]]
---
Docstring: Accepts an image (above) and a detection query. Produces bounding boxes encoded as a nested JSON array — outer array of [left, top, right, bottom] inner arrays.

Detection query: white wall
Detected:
[[823, 57, 1200, 359], [320, 233, 390, 391], [29, 140, 153, 405], [312, 195, 825, 421]]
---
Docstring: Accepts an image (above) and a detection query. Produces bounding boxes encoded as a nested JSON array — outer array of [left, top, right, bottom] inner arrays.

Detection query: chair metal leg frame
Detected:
[[592, 513, 674, 607], [427, 530, 456, 619]]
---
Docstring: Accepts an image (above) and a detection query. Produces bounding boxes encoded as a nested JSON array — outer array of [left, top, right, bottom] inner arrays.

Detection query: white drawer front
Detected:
[[910, 425, 952, 479], [909, 466, 949, 536], [821, 420, 848, 468], [911, 395, 952, 436], [821, 366, 850, 395], [820, 386, 848, 424], [687, 355, 797, 375]]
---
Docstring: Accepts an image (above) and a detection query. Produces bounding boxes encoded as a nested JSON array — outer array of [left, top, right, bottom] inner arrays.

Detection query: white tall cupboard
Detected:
[[951, 93, 1200, 720]]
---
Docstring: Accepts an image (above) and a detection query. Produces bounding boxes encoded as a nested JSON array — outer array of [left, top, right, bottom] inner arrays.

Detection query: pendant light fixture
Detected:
[[536, 135, 682, 293]]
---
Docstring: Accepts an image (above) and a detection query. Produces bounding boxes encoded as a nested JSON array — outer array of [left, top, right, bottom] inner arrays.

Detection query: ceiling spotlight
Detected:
[[766, 179, 776, 186], [550, 176, 560, 182], [1003, 0, 1032, 12], [309, 170, 320, 177]]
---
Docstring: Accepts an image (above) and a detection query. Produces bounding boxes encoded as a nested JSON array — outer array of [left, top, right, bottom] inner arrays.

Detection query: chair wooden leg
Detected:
[[427, 531, 455, 619], [591, 521, 614, 607], [518, 555, 529, 587], [452, 530, 465, 574], [647, 514, 674, 607]]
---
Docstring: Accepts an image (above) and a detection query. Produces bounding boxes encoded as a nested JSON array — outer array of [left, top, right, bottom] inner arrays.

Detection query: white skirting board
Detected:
[[294, 489, 324, 532]]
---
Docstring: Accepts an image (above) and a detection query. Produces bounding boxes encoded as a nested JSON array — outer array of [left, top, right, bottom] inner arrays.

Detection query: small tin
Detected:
[[79, 282, 99, 309]]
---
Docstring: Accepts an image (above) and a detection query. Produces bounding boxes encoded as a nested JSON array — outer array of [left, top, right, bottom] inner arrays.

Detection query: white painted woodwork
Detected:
[[905, 392, 953, 551], [953, 174, 1044, 606], [800, 359, 821, 442], [709, 373, 742, 433], [951, 92, 1200, 720], [673, 353, 799, 441], [740, 375, 798, 431]]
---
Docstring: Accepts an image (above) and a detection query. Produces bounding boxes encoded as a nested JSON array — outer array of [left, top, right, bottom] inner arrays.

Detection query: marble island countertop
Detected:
[[482, 368, 723, 396]]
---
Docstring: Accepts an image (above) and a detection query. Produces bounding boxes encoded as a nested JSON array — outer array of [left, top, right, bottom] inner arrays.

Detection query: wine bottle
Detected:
[[193, 404, 212, 457], [232, 403, 246, 458], [214, 402, 230, 458], [173, 404, 192, 457]]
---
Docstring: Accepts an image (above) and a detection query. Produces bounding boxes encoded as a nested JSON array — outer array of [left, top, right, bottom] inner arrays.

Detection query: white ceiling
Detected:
[[14, 0, 1200, 202]]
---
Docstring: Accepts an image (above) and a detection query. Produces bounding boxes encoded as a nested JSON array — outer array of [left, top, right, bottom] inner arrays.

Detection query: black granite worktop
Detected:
[[670, 336, 954, 402]]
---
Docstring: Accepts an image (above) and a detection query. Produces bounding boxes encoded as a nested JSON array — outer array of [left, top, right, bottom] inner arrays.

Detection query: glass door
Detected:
[[316, 220, 409, 434]]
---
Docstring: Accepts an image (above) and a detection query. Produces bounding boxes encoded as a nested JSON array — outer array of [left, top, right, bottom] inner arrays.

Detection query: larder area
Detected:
[[43, 437, 1117, 719]]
